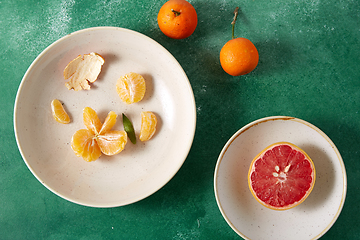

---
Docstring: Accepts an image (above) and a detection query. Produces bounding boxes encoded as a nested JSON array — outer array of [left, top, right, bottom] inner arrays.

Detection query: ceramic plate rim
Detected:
[[214, 116, 347, 239], [14, 26, 196, 207]]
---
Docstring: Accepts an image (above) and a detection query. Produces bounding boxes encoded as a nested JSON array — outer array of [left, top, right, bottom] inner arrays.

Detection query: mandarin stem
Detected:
[[231, 7, 239, 39], [171, 9, 181, 16]]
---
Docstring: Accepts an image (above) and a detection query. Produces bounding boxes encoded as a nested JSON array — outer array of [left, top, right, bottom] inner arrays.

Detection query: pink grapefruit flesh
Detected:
[[248, 142, 316, 210]]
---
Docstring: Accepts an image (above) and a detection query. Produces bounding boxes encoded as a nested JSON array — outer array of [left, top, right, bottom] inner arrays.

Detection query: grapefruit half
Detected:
[[248, 142, 316, 210]]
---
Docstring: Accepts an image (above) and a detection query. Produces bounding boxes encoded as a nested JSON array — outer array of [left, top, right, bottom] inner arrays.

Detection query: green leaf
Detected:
[[122, 113, 136, 144]]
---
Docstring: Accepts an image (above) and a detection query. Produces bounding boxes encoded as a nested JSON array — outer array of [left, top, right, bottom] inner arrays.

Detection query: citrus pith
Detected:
[[248, 142, 316, 210]]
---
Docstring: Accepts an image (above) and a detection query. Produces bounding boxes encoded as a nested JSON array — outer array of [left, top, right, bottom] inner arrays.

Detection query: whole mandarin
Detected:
[[157, 0, 197, 39], [220, 37, 259, 76]]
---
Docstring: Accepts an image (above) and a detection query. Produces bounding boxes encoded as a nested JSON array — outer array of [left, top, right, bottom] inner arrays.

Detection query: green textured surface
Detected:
[[1, 0, 359, 239]]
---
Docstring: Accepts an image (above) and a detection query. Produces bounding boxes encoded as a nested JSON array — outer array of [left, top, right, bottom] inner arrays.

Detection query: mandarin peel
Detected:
[[64, 52, 105, 91]]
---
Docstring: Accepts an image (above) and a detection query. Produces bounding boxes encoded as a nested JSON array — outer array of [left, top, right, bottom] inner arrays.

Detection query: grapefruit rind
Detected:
[[248, 142, 316, 211]]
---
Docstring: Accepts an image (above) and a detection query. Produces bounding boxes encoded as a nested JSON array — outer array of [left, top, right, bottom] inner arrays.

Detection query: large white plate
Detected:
[[14, 27, 196, 207], [214, 116, 347, 240]]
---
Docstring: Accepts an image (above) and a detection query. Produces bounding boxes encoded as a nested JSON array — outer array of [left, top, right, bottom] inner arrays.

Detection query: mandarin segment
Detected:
[[97, 130, 128, 155], [51, 99, 70, 124], [83, 107, 102, 134], [71, 107, 128, 162], [71, 129, 101, 162], [116, 72, 146, 104], [99, 111, 117, 135], [139, 111, 157, 142]]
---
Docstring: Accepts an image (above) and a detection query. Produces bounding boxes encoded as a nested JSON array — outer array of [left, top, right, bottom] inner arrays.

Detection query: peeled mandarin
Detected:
[[83, 107, 102, 135], [97, 130, 128, 155], [51, 99, 70, 124], [71, 107, 128, 162], [139, 111, 157, 141], [116, 72, 146, 104], [71, 129, 102, 162]]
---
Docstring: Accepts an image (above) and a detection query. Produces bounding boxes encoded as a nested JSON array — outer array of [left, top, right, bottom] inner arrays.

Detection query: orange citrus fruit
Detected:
[[97, 131, 128, 156], [71, 129, 102, 162], [157, 0, 198, 39], [83, 107, 102, 134], [99, 110, 117, 134], [220, 7, 259, 76], [248, 142, 316, 210], [220, 37, 259, 76], [51, 99, 70, 124], [71, 107, 127, 162], [116, 72, 146, 104], [139, 111, 157, 142]]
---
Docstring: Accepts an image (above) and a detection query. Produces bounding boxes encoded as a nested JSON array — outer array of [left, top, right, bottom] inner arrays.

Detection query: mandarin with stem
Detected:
[[220, 7, 259, 76]]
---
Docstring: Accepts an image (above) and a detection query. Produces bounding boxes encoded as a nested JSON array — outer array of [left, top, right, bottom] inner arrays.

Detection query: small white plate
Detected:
[[14, 27, 196, 207], [214, 116, 347, 240]]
